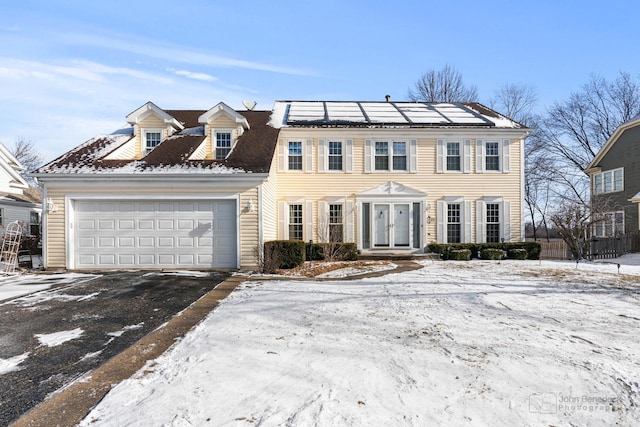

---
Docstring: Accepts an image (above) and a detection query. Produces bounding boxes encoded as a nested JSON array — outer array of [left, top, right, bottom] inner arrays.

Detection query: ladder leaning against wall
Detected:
[[1, 221, 23, 273]]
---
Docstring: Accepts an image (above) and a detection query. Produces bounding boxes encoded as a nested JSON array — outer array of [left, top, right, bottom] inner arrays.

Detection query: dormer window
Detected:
[[215, 130, 233, 160], [144, 130, 162, 155]]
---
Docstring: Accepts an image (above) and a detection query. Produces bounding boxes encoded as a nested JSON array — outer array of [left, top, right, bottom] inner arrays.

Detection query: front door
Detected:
[[394, 204, 410, 246], [374, 204, 389, 246]]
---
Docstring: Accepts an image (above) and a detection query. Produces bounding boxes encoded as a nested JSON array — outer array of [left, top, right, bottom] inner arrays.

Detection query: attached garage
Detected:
[[72, 199, 237, 269]]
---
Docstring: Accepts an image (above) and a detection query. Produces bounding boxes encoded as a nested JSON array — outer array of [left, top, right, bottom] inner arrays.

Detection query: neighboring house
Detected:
[[585, 116, 640, 237], [0, 142, 42, 237], [33, 100, 528, 271]]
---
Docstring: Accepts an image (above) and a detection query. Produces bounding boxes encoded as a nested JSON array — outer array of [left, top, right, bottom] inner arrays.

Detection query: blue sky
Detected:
[[1, 0, 639, 162]]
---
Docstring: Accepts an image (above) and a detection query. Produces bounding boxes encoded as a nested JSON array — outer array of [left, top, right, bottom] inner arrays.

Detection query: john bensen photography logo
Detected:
[[529, 392, 621, 414]]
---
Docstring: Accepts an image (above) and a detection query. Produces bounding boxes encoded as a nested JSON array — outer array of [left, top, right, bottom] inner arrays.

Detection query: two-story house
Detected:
[[585, 115, 640, 237], [271, 101, 529, 252], [33, 100, 528, 271]]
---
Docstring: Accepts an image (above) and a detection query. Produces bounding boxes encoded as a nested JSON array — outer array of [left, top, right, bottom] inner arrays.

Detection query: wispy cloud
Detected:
[[56, 32, 311, 76], [169, 69, 217, 82]]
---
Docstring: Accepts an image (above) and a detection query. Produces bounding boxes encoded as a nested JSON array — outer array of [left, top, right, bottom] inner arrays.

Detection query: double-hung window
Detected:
[[215, 131, 232, 160], [374, 141, 408, 171], [375, 141, 389, 170], [393, 142, 407, 170], [486, 203, 500, 243], [447, 203, 462, 243], [447, 142, 461, 171], [288, 204, 303, 240], [288, 141, 303, 170], [593, 168, 623, 194], [144, 130, 162, 155], [485, 142, 500, 171], [328, 141, 343, 171], [329, 204, 344, 242]]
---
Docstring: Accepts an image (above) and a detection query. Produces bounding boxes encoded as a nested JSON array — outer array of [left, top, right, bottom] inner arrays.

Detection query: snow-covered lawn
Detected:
[[80, 259, 640, 426]]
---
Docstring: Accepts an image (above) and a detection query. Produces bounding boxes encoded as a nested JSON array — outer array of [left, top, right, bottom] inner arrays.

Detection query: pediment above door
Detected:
[[356, 181, 426, 198]]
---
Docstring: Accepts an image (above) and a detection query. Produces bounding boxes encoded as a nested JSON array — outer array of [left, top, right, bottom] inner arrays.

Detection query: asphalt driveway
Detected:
[[0, 270, 227, 426]]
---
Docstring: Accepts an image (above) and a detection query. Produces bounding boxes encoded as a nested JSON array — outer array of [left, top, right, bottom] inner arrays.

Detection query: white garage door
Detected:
[[74, 200, 237, 269]]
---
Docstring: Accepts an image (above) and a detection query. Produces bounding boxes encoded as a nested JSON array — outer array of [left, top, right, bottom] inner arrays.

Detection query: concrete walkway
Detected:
[[11, 260, 424, 427]]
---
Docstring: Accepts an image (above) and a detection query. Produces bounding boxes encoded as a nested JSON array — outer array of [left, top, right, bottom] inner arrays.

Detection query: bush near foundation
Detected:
[[481, 248, 506, 260], [427, 242, 541, 260], [264, 240, 305, 270], [507, 248, 528, 260], [448, 249, 472, 261]]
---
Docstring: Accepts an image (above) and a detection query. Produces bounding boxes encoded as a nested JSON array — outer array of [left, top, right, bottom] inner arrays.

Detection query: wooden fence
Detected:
[[536, 231, 640, 261], [539, 240, 570, 260]]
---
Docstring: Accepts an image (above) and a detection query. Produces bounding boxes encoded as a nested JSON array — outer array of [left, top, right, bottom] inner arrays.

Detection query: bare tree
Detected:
[[489, 83, 537, 126], [407, 64, 478, 103], [9, 137, 44, 187]]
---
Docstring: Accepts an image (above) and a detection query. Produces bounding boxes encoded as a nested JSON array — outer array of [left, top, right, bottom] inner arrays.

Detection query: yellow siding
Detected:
[[275, 130, 525, 244], [261, 168, 278, 242], [136, 116, 170, 159], [44, 191, 66, 268], [239, 188, 259, 270]]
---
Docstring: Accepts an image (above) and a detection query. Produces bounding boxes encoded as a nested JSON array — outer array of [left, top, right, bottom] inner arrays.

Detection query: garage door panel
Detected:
[[74, 199, 237, 269]]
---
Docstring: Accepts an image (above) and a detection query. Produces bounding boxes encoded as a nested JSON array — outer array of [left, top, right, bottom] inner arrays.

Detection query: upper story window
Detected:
[[328, 141, 343, 171], [594, 168, 623, 194], [485, 142, 500, 171], [215, 131, 232, 160], [365, 139, 416, 173], [446, 142, 461, 171], [144, 130, 162, 155], [288, 141, 303, 170], [476, 139, 510, 173], [374, 141, 408, 171]]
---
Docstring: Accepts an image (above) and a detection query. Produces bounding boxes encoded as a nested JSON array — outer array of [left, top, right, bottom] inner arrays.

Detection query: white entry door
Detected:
[[394, 204, 410, 246], [73, 199, 237, 269], [374, 204, 389, 246]]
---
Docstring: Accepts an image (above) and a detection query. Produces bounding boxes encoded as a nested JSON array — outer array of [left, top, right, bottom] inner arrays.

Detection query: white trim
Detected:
[[142, 128, 164, 155], [198, 102, 249, 130], [212, 127, 235, 160], [304, 139, 313, 172]]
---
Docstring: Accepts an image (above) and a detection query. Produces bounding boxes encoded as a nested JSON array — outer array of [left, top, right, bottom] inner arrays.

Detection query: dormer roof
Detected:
[[198, 102, 250, 130], [126, 101, 184, 131]]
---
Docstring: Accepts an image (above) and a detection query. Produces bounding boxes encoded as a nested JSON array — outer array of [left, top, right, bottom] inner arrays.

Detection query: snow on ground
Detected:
[[35, 328, 84, 347], [0, 352, 30, 375], [0, 273, 100, 303], [80, 259, 640, 427]]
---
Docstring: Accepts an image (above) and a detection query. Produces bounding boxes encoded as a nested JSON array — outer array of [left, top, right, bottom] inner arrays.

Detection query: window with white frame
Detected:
[[144, 130, 162, 154], [288, 204, 303, 240], [393, 141, 407, 170], [215, 131, 232, 159], [375, 141, 389, 170], [446, 142, 461, 171], [593, 168, 623, 194], [288, 141, 303, 170], [374, 140, 408, 171], [594, 211, 624, 237], [485, 142, 500, 171], [447, 203, 462, 243], [328, 141, 343, 171], [329, 204, 344, 242], [486, 203, 500, 242]]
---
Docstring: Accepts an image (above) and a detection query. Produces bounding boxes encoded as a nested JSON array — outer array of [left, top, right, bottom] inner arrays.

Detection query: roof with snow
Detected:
[[270, 101, 526, 129], [35, 110, 279, 175]]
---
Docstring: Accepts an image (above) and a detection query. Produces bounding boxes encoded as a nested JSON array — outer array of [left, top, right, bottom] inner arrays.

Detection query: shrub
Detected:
[[428, 242, 541, 260], [264, 240, 305, 270], [449, 249, 471, 261], [481, 248, 506, 260], [507, 248, 528, 260], [304, 242, 358, 261]]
